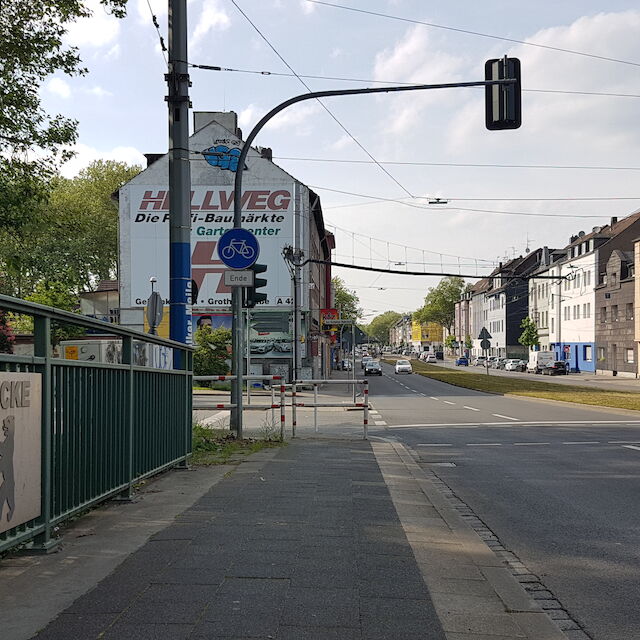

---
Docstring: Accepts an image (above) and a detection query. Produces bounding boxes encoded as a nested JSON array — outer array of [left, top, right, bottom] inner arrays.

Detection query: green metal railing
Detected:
[[0, 294, 193, 554]]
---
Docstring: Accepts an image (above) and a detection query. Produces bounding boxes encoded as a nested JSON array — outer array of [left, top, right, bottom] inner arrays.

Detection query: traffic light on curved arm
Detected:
[[244, 263, 268, 308]]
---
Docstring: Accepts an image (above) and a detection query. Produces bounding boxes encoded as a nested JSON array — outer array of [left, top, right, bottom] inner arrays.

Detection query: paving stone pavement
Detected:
[[30, 441, 447, 640], [23, 438, 571, 640]]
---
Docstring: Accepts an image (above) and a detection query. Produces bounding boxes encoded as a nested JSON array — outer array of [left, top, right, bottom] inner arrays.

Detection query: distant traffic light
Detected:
[[485, 57, 521, 130], [244, 263, 267, 308]]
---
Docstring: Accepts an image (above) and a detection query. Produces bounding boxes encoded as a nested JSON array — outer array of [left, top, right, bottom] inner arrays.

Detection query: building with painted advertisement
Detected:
[[118, 111, 334, 379]]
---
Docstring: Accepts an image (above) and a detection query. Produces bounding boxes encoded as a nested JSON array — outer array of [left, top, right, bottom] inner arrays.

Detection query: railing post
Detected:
[[29, 315, 58, 553], [313, 383, 318, 433], [363, 380, 369, 440], [280, 383, 285, 441], [292, 381, 297, 438], [117, 335, 135, 500], [178, 347, 192, 468]]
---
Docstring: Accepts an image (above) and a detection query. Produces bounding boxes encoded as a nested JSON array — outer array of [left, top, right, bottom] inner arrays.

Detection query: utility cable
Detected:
[[145, 0, 167, 65], [229, 0, 417, 198], [190, 63, 640, 100], [305, 0, 640, 69]]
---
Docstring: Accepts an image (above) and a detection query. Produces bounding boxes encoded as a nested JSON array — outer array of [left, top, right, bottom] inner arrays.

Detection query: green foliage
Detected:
[[414, 276, 465, 332], [444, 334, 457, 349], [0, 160, 141, 297], [332, 277, 362, 321], [0, 1, 129, 229], [365, 311, 401, 343], [465, 334, 473, 349], [0, 313, 16, 353], [193, 326, 232, 379], [518, 316, 540, 349]]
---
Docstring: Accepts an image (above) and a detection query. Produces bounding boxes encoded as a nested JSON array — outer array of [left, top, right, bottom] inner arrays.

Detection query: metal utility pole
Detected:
[[167, 0, 192, 351]]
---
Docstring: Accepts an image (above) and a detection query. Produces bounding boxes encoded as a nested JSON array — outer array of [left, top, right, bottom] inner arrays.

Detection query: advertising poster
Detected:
[[125, 185, 295, 310]]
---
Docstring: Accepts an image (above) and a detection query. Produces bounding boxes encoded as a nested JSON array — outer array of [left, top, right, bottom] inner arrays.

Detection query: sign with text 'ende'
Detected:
[[124, 185, 294, 309], [0, 373, 42, 535]]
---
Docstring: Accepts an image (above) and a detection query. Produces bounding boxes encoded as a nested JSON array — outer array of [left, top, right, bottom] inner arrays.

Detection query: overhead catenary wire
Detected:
[[229, 0, 415, 198], [305, 0, 640, 69], [190, 63, 640, 100], [145, 0, 167, 65]]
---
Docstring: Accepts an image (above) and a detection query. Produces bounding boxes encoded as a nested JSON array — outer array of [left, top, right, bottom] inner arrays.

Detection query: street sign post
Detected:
[[478, 327, 492, 375], [146, 291, 163, 335], [217, 229, 260, 270]]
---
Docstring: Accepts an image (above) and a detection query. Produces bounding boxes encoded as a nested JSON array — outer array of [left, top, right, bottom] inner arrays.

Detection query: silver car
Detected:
[[395, 359, 412, 374]]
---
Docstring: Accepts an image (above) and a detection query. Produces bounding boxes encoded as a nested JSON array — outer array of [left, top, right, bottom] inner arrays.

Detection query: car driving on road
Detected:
[[361, 356, 373, 370], [364, 360, 382, 376], [455, 356, 469, 366], [395, 359, 412, 374]]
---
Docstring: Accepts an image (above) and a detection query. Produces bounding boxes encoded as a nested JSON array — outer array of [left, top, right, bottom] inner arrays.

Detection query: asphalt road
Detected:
[[367, 361, 640, 640]]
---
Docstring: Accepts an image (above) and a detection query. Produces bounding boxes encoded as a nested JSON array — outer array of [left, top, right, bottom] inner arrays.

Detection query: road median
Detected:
[[384, 359, 640, 412]]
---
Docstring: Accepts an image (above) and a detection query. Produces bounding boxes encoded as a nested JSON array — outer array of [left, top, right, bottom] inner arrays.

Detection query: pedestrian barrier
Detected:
[[193, 376, 370, 440], [0, 294, 193, 554]]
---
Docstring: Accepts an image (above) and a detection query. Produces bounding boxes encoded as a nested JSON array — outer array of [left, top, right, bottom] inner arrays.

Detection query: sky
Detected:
[[42, 0, 640, 320]]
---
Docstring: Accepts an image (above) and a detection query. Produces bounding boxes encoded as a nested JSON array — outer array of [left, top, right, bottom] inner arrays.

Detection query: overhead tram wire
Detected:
[[145, 0, 167, 65], [229, 0, 416, 199], [190, 63, 640, 100], [305, 0, 640, 69], [313, 186, 609, 218]]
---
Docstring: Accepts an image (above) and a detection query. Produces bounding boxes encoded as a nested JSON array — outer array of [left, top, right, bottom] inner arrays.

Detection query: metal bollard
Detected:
[[280, 384, 285, 440], [292, 382, 297, 438]]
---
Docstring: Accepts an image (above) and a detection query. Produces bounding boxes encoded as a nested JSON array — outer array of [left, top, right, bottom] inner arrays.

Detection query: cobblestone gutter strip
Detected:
[[372, 440, 580, 640], [411, 447, 593, 640]]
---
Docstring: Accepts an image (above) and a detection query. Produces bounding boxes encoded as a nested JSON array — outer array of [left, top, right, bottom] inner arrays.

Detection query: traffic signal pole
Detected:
[[229, 73, 520, 436]]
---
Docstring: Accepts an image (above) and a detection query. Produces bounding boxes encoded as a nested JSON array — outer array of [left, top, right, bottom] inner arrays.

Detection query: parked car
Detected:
[[526, 351, 555, 374], [495, 358, 508, 370], [455, 356, 469, 366], [435, 351, 444, 360], [542, 361, 569, 375], [364, 360, 383, 376], [486, 356, 499, 368], [424, 353, 437, 364], [395, 359, 413, 374], [340, 359, 353, 371], [473, 356, 487, 366], [361, 355, 373, 369], [504, 359, 525, 372]]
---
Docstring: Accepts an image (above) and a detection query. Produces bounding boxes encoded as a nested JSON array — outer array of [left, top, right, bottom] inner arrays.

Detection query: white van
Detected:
[[526, 351, 555, 374]]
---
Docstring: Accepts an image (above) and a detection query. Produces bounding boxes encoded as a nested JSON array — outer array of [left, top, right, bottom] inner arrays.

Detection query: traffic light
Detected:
[[485, 57, 521, 130], [244, 263, 267, 308]]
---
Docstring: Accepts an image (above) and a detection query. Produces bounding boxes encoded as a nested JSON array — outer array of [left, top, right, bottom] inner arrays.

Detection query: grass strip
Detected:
[[191, 424, 284, 465], [384, 359, 640, 412]]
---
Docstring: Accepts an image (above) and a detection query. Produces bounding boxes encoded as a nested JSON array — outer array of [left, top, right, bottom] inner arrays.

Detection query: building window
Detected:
[[611, 272, 617, 286], [564, 278, 570, 291], [575, 272, 581, 288], [585, 270, 591, 286], [576, 305, 580, 320], [626, 303, 634, 320], [551, 318, 554, 332], [612, 305, 619, 322], [584, 345, 592, 361], [600, 307, 607, 323], [564, 307, 570, 321], [598, 346, 606, 360], [626, 348, 634, 364]]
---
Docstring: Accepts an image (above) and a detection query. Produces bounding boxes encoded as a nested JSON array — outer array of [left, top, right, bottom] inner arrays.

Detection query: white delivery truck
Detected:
[[526, 351, 555, 374]]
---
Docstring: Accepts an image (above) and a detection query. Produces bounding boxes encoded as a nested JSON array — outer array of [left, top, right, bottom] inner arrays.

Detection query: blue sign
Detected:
[[203, 145, 242, 172], [217, 229, 259, 269]]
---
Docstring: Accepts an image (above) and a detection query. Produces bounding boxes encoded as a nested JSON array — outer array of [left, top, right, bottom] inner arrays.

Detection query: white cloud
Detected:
[[48, 78, 72, 99], [66, 0, 120, 47], [86, 86, 113, 98], [300, 0, 315, 14], [60, 144, 146, 178], [105, 43, 121, 60], [191, 0, 231, 51]]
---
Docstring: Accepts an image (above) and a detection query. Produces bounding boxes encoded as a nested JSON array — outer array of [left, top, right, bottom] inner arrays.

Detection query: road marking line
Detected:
[[513, 442, 550, 446], [443, 401, 456, 405], [417, 443, 452, 447], [563, 441, 600, 445], [609, 440, 640, 444], [374, 421, 387, 426], [467, 443, 502, 446], [623, 445, 640, 451], [387, 420, 640, 428], [492, 414, 519, 421], [463, 406, 480, 411], [430, 396, 439, 401]]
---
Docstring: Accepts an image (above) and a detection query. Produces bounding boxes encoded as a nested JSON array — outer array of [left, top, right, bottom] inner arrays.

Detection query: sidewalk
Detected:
[[3, 439, 571, 640]]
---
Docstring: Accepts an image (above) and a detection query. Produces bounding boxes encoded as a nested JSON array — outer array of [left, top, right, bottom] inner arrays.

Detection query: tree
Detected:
[[414, 276, 465, 333], [518, 317, 540, 350], [0, 160, 141, 297], [332, 277, 362, 321], [365, 311, 401, 344], [444, 334, 457, 350], [193, 326, 232, 379], [465, 334, 473, 349], [0, 1, 128, 229]]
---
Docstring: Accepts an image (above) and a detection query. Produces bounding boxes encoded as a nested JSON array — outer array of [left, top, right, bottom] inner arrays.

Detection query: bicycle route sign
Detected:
[[217, 228, 259, 269]]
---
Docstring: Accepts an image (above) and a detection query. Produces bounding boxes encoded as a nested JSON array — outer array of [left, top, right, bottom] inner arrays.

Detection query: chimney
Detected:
[[611, 216, 618, 225], [144, 153, 163, 168], [258, 147, 273, 161]]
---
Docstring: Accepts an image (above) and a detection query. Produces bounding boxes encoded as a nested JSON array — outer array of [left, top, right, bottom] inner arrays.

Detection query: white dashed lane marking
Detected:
[[463, 406, 480, 412], [492, 414, 519, 421], [443, 401, 456, 405], [513, 442, 550, 446], [563, 441, 600, 445], [623, 445, 640, 451]]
